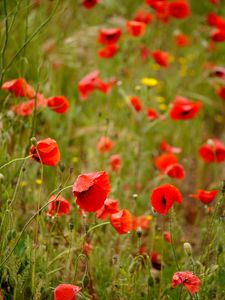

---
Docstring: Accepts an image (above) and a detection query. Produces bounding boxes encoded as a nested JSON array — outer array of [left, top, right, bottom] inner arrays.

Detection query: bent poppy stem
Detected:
[[0, 155, 32, 171], [0, 184, 73, 267], [73, 253, 89, 282], [86, 221, 110, 234]]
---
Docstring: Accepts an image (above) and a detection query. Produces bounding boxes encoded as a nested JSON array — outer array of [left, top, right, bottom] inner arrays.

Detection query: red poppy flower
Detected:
[[110, 209, 133, 234], [153, 2, 170, 23], [150, 251, 162, 270], [54, 284, 81, 300], [216, 86, 225, 100], [199, 139, 225, 163], [145, 0, 167, 10], [98, 28, 122, 45], [169, 1, 190, 19], [2, 78, 35, 99], [165, 163, 185, 179], [209, 0, 219, 4], [160, 139, 182, 154], [129, 96, 142, 112], [146, 108, 159, 121], [133, 215, 150, 230], [30, 138, 60, 166], [150, 184, 182, 215], [133, 10, 152, 25], [97, 136, 113, 153], [72, 171, 110, 212], [78, 70, 116, 100], [154, 153, 184, 179], [207, 13, 223, 27], [189, 189, 218, 205], [210, 28, 225, 42], [169, 96, 201, 120], [11, 99, 34, 116], [82, 0, 98, 9], [47, 96, 69, 114], [82, 242, 92, 256], [210, 66, 225, 79], [152, 50, 169, 67], [126, 21, 146, 37], [98, 44, 118, 59], [154, 153, 178, 172], [174, 33, 188, 47], [95, 198, 119, 220], [47, 195, 70, 217], [163, 231, 172, 243], [12, 93, 47, 116], [172, 272, 201, 294], [109, 154, 121, 172]]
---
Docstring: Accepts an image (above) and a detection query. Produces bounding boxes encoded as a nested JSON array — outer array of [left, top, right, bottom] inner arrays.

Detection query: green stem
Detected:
[[0, 0, 9, 86], [0, 155, 32, 171], [86, 221, 110, 234], [1, 0, 60, 79], [169, 212, 180, 270]]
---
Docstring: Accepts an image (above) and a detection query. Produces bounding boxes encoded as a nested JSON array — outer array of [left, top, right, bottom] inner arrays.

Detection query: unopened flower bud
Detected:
[[30, 137, 37, 147], [0, 173, 4, 182], [184, 242, 192, 256], [137, 227, 142, 238], [82, 274, 89, 288]]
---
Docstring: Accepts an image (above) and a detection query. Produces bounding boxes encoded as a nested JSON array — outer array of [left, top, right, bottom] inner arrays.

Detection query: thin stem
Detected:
[[86, 221, 110, 234], [1, 0, 60, 79], [169, 212, 180, 270], [0, 0, 9, 85], [0, 155, 32, 171]]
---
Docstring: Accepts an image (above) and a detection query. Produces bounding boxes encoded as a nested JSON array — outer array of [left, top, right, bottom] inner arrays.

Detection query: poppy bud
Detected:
[[128, 260, 139, 273], [30, 136, 37, 147], [148, 275, 154, 287], [112, 255, 118, 265], [137, 227, 142, 238], [69, 223, 74, 231], [184, 242, 192, 256], [58, 161, 65, 173], [0, 173, 4, 182], [217, 243, 223, 254], [82, 274, 89, 288]]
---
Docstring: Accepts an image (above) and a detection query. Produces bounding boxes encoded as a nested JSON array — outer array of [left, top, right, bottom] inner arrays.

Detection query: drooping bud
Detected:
[[184, 242, 192, 256]]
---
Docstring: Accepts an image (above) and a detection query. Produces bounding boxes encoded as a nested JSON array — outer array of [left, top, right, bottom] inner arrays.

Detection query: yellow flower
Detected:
[[215, 115, 223, 123], [20, 181, 27, 187], [36, 179, 42, 185], [169, 55, 175, 63], [178, 57, 187, 65], [151, 64, 161, 71], [141, 77, 158, 87], [156, 96, 165, 103], [72, 157, 79, 163], [159, 104, 167, 111], [146, 215, 153, 221]]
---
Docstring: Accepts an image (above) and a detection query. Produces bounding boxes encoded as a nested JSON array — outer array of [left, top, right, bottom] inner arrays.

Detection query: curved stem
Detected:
[[87, 221, 110, 234], [0, 155, 32, 171]]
